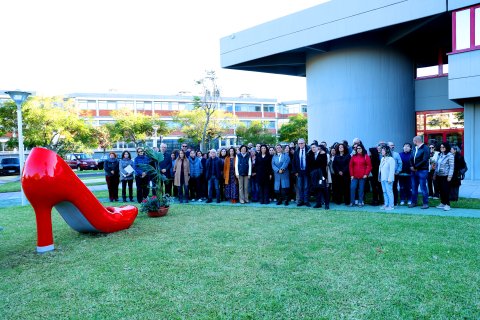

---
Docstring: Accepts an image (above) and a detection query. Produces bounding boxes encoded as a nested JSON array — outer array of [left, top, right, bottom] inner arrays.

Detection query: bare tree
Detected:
[[194, 70, 221, 152]]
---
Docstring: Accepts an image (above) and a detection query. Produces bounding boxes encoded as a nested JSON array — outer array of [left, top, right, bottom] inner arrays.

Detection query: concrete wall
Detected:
[[463, 101, 480, 180], [415, 77, 461, 111], [306, 45, 414, 149], [449, 50, 480, 100], [221, 0, 445, 68]]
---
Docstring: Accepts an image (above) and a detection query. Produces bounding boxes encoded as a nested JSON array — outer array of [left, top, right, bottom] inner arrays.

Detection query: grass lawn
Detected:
[[1, 203, 479, 319]]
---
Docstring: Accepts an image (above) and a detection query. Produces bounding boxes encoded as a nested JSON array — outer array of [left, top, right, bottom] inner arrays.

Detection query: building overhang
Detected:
[[220, 0, 462, 76]]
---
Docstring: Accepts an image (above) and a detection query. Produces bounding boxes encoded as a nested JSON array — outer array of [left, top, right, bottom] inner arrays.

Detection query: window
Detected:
[[453, 6, 480, 52], [235, 103, 261, 112], [220, 103, 233, 112], [263, 104, 275, 112], [301, 106, 307, 113]]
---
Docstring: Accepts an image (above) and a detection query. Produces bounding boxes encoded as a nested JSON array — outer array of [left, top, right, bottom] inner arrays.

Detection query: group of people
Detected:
[[103, 136, 467, 211]]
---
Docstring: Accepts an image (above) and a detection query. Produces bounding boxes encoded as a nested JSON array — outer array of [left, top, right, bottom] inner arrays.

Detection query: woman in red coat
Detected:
[[349, 144, 372, 207]]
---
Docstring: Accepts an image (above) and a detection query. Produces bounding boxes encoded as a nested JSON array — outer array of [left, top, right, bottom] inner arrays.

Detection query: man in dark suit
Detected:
[[205, 149, 223, 203], [291, 138, 311, 207]]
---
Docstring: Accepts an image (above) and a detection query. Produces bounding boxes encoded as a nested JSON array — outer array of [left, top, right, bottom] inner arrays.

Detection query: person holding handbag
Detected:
[[433, 141, 454, 211]]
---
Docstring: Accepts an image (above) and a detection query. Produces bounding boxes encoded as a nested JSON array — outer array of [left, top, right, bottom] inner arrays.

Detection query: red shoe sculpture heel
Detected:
[[22, 147, 138, 253]]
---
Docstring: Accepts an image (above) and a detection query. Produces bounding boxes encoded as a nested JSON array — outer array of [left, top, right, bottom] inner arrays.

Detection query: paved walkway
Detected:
[[0, 179, 479, 218]]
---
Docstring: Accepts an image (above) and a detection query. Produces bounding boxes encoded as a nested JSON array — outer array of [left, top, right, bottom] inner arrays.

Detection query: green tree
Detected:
[[236, 120, 277, 146], [108, 109, 169, 147], [174, 108, 236, 150], [22, 96, 98, 155], [278, 114, 308, 143], [194, 70, 221, 151], [0, 101, 17, 138], [93, 125, 113, 154]]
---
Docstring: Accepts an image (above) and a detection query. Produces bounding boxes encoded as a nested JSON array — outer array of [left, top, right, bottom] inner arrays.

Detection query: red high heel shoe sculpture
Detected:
[[22, 147, 138, 253]]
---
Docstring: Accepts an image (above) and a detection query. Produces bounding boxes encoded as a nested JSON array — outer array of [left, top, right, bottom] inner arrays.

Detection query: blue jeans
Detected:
[[296, 171, 309, 203], [350, 178, 366, 204], [411, 170, 429, 205], [381, 180, 394, 207], [207, 176, 220, 201]]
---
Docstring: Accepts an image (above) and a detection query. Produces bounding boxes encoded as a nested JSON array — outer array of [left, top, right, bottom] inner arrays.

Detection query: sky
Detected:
[[1, 0, 328, 101]]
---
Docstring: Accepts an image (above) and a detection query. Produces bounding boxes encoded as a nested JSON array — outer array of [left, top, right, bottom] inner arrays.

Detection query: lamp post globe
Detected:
[[152, 125, 160, 149]]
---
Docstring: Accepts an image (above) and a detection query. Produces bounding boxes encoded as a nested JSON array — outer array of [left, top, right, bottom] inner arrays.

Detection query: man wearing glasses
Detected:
[[292, 138, 311, 207]]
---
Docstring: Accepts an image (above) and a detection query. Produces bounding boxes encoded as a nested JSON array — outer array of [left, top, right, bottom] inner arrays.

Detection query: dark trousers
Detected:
[[106, 175, 119, 201], [399, 175, 412, 202], [315, 187, 330, 207], [189, 176, 200, 200], [135, 175, 149, 203], [276, 188, 289, 204], [437, 176, 451, 206], [121, 179, 134, 201], [393, 174, 399, 205], [369, 175, 383, 205], [258, 184, 270, 204], [335, 174, 351, 205], [428, 170, 440, 197]]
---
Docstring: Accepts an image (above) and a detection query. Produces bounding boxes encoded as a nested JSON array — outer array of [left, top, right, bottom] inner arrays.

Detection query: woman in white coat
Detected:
[[379, 145, 396, 210]]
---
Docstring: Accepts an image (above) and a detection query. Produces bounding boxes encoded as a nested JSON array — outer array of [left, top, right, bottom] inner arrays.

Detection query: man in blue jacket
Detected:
[[409, 136, 430, 209]]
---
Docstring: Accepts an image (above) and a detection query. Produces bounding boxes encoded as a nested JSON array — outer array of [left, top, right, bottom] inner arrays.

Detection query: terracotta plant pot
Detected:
[[147, 206, 169, 217]]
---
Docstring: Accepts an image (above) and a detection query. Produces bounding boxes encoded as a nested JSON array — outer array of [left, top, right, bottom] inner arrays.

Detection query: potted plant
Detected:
[[138, 147, 172, 217]]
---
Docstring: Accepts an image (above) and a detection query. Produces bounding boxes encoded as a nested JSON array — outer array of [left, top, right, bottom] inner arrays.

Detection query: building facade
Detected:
[[220, 0, 480, 180], [66, 92, 306, 149]]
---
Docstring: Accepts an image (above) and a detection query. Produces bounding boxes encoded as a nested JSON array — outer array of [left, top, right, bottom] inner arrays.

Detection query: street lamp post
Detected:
[[5, 90, 31, 206], [152, 125, 160, 149]]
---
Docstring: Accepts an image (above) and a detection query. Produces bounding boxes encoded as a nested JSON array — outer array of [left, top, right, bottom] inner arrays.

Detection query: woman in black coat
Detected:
[[450, 146, 467, 201], [255, 144, 273, 204], [332, 142, 351, 205], [368, 146, 382, 205]]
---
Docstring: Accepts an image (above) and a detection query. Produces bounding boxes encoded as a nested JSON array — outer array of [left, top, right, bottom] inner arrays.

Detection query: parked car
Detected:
[[64, 153, 99, 171], [0, 157, 20, 175], [95, 154, 110, 170]]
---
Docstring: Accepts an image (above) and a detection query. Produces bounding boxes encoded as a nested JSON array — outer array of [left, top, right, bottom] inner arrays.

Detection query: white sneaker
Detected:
[[436, 204, 445, 209], [443, 205, 451, 211], [385, 206, 394, 211], [408, 201, 412, 205], [380, 205, 386, 210], [400, 201, 405, 205], [191, 199, 196, 202], [197, 199, 203, 202]]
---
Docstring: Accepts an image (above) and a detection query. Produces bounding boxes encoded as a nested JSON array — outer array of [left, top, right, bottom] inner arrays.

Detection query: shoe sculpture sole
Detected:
[[22, 147, 138, 253]]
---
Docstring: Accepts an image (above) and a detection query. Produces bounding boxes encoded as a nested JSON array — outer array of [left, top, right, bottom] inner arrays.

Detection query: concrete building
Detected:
[[220, 0, 480, 181], [65, 92, 306, 149]]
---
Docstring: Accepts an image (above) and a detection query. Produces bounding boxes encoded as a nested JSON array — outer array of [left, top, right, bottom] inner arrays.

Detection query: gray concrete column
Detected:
[[463, 101, 479, 180], [306, 45, 415, 149]]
